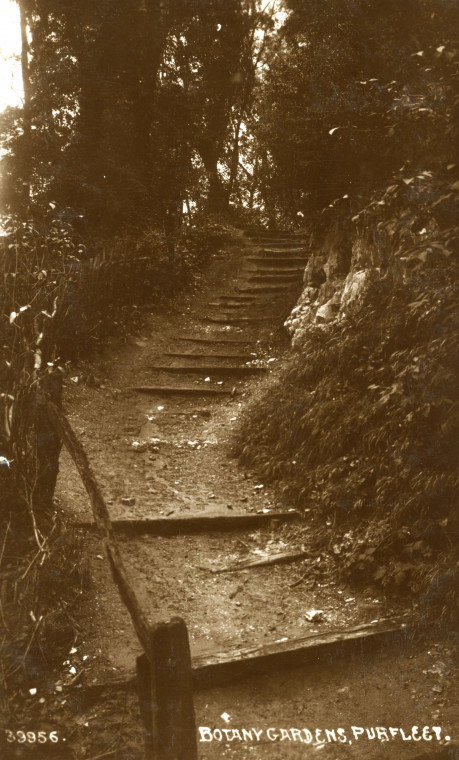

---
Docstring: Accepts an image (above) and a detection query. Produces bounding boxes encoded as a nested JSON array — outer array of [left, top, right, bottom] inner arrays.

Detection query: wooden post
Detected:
[[137, 650, 156, 760], [154, 617, 197, 760], [137, 618, 198, 760], [34, 370, 62, 525]]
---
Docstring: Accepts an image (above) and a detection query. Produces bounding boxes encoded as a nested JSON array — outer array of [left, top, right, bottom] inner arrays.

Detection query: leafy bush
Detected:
[[176, 213, 241, 269], [233, 264, 459, 623], [0, 208, 235, 529], [253, 4, 459, 222], [0, 211, 79, 523]]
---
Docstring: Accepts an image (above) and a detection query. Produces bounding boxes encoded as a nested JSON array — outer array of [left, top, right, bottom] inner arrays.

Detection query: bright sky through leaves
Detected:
[[0, 0, 22, 112]]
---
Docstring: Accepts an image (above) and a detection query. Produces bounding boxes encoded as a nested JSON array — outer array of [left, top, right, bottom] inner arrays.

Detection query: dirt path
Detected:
[[54, 232, 457, 759]]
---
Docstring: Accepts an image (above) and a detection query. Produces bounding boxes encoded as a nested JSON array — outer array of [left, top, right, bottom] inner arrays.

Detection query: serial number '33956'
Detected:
[[5, 730, 60, 744]]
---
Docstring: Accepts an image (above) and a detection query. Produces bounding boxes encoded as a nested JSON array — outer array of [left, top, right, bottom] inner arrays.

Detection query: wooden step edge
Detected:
[[209, 296, 254, 301], [244, 230, 296, 235], [226, 296, 270, 301], [213, 549, 310, 574], [245, 230, 295, 235], [177, 336, 252, 344], [236, 286, 299, 294], [192, 616, 414, 687], [245, 280, 302, 286], [73, 616, 415, 697], [247, 273, 303, 278], [248, 275, 303, 282], [246, 281, 301, 287], [163, 353, 257, 360], [261, 247, 308, 253], [216, 301, 257, 306], [244, 266, 305, 273], [146, 366, 267, 375], [217, 295, 257, 300], [236, 283, 292, 289], [242, 275, 302, 282], [246, 257, 308, 263], [254, 245, 307, 250], [246, 255, 307, 261], [128, 386, 231, 396], [259, 239, 307, 243], [75, 510, 301, 535], [258, 256, 308, 261], [204, 316, 274, 324], [244, 271, 304, 278]]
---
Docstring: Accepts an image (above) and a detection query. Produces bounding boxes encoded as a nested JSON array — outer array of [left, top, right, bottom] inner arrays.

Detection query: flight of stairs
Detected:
[[131, 228, 308, 397]]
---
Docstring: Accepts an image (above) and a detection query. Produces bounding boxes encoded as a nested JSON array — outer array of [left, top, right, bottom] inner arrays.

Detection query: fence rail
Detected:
[[46, 401, 198, 760]]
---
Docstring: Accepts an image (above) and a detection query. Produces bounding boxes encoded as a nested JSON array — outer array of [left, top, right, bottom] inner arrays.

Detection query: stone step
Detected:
[[148, 365, 266, 376], [163, 352, 257, 361]]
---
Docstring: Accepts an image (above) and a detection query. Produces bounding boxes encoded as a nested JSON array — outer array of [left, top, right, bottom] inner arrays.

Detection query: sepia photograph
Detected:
[[0, 0, 458, 758]]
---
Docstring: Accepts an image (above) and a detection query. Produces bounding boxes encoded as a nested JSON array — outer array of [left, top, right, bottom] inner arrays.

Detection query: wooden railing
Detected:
[[46, 401, 198, 760]]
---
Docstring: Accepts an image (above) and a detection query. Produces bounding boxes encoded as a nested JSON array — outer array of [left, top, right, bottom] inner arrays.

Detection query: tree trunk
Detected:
[[227, 117, 242, 202], [19, 1, 31, 209], [131, 1, 169, 195], [198, 103, 231, 214], [78, 54, 104, 223], [207, 169, 229, 214]]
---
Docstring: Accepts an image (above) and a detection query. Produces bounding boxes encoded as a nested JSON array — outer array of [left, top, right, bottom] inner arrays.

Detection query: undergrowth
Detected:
[[0, 519, 88, 722], [233, 265, 459, 624]]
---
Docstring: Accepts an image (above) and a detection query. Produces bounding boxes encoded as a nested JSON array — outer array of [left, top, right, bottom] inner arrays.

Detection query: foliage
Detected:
[[1, 0, 277, 227], [248, 0, 459, 222], [176, 214, 236, 266], [0, 522, 88, 725], [0, 208, 234, 529], [1, 0, 457, 628], [232, 4, 459, 621], [0, 210, 77, 527], [233, 263, 459, 621]]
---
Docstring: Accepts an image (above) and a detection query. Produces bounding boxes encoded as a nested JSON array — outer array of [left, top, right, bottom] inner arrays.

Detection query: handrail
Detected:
[[47, 401, 152, 652], [46, 400, 197, 760]]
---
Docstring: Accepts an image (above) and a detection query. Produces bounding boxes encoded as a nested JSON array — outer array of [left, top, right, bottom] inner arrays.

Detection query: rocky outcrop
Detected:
[[284, 183, 449, 348], [285, 216, 398, 348]]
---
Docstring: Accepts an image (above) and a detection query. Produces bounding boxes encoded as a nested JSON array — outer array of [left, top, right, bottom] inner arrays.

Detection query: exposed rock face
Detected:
[[285, 218, 392, 348]]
